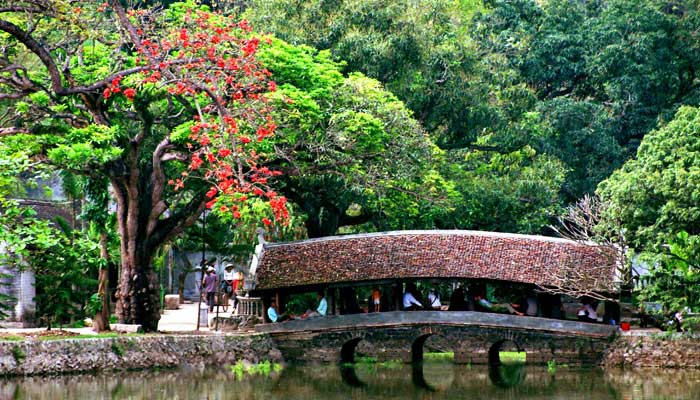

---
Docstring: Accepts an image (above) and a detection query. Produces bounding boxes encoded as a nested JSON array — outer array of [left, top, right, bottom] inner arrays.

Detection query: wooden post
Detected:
[[329, 289, 336, 315], [395, 280, 402, 311]]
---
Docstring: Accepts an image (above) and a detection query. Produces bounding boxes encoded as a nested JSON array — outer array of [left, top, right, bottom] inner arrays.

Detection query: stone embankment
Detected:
[[0, 333, 281, 376], [603, 332, 700, 368]]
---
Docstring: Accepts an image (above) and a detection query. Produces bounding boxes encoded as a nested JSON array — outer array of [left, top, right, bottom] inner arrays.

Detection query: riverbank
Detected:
[[603, 331, 700, 368], [5, 323, 700, 376], [0, 333, 281, 376]]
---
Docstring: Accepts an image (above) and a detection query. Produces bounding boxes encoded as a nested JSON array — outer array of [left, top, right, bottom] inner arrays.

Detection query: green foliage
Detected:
[[85, 293, 103, 317], [0, 335, 23, 342], [229, 360, 282, 380], [244, 0, 580, 234], [424, 352, 454, 362], [47, 125, 123, 171], [246, 0, 506, 149], [257, 37, 441, 236], [0, 270, 13, 320], [444, 144, 565, 233], [0, 207, 101, 328], [534, 99, 624, 201], [285, 293, 319, 315], [499, 351, 526, 364], [11, 346, 25, 364], [111, 342, 125, 357], [637, 231, 700, 313], [474, 0, 698, 154], [0, 0, 289, 332], [598, 106, 700, 249]]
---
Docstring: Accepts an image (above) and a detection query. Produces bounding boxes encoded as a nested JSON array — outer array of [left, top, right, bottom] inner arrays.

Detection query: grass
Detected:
[[37, 332, 146, 341], [499, 351, 526, 364], [0, 332, 147, 342], [345, 356, 403, 370], [424, 351, 454, 361], [0, 335, 24, 342]]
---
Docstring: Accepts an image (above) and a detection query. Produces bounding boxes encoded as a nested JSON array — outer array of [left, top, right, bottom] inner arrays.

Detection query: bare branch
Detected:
[[538, 194, 626, 301]]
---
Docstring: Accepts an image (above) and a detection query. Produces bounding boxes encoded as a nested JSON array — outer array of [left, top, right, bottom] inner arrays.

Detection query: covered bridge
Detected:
[[250, 230, 616, 289]]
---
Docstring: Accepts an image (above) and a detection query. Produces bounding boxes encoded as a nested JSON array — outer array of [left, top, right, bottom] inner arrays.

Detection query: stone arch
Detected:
[[340, 337, 363, 363], [488, 339, 525, 367], [412, 333, 433, 363], [411, 328, 457, 363]]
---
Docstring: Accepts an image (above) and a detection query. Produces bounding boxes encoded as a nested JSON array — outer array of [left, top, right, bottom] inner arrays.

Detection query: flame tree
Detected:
[[0, 1, 286, 331]]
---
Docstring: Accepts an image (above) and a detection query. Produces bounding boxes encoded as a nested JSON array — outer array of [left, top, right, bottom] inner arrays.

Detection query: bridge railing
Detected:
[[236, 296, 264, 319], [254, 310, 616, 337]]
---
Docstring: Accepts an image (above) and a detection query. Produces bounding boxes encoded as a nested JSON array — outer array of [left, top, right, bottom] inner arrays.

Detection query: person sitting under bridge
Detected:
[[302, 291, 328, 318], [403, 283, 424, 311], [267, 300, 294, 323], [474, 293, 524, 316], [448, 285, 469, 311], [428, 288, 442, 310], [577, 298, 598, 323]]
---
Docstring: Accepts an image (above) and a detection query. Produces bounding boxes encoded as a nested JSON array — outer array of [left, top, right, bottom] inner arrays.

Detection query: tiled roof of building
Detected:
[[253, 230, 617, 291]]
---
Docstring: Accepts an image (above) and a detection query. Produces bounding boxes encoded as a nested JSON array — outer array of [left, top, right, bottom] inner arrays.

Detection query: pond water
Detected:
[[3, 360, 700, 400]]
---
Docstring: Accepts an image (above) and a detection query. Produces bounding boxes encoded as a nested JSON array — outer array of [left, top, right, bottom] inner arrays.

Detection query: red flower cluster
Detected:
[[102, 76, 138, 102], [117, 9, 289, 226]]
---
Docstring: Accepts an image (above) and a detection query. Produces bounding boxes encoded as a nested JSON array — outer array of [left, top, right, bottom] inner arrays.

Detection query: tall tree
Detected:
[[256, 39, 450, 236], [598, 106, 700, 250], [244, 0, 505, 149], [0, 1, 285, 331], [474, 0, 700, 153]]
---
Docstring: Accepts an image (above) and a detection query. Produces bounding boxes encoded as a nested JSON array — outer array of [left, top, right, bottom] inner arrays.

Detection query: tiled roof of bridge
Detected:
[[253, 230, 617, 291]]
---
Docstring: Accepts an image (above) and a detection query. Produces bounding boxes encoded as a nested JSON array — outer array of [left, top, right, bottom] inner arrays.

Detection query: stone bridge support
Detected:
[[259, 312, 615, 367]]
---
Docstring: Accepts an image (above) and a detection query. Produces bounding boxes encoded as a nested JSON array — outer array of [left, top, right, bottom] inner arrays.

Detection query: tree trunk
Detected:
[[112, 155, 163, 332], [167, 246, 173, 294], [115, 243, 161, 332], [304, 204, 340, 238], [93, 268, 111, 332], [110, 136, 206, 332], [93, 230, 111, 332]]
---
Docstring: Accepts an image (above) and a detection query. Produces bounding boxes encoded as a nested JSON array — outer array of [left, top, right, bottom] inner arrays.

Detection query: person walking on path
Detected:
[[203, 266, 218, 312]]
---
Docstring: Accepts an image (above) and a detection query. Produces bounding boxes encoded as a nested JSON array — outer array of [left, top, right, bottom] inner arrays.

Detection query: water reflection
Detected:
[[4, 363, 700, 399], [341, 360, 519, 392], [411, 362, 437, 391], [339, 364, 367, 388], [488, 363, 526, 388]]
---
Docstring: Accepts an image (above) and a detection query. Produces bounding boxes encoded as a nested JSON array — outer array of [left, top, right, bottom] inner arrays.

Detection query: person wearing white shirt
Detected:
[[428, 289, 441, 310], [403, 283, 423, 311], [577, 299, 598, 323]]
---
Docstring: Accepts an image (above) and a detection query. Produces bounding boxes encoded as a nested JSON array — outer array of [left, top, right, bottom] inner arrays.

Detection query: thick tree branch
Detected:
[[161, 152, 188, 162], [0, 127, 30, 136], [0, 19, 64, 95], [149, 191, 208, 251], [148, 137, 174, 235]]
